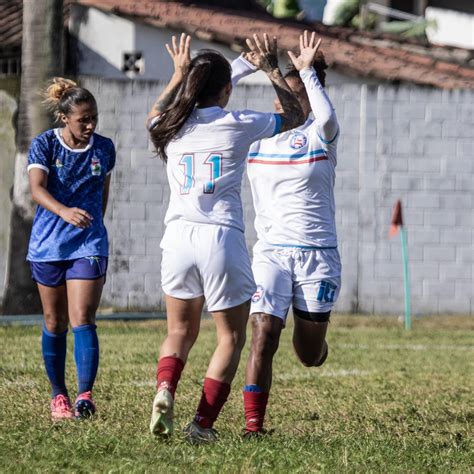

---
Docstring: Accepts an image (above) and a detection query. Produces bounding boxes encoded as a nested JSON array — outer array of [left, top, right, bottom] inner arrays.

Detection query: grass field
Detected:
[[0, 315, 473, 472]]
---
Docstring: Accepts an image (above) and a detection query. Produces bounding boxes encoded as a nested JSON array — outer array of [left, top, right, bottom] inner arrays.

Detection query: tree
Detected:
[[2, 0, 64, 315]]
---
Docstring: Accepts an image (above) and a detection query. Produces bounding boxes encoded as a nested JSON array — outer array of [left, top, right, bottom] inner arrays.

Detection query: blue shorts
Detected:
[[30, 256, 108, 287]]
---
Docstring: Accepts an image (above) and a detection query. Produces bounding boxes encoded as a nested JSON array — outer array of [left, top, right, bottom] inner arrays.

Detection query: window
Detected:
[[122, 51, 144, 77]]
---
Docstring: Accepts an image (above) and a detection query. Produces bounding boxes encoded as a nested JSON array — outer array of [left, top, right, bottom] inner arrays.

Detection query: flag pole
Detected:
[[389, 200, 411, 330], [399, 227, 411, 330]]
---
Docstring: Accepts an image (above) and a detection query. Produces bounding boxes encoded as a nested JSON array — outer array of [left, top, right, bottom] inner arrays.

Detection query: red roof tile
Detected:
[[76, 0, 474, 89], [3, 0, 473, 89], [0, 0, 22, 49]]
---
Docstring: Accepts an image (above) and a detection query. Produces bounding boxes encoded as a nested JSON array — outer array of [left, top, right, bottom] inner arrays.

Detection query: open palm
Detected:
[[288, 30, 322, 71], [165, 33, 191, 79]]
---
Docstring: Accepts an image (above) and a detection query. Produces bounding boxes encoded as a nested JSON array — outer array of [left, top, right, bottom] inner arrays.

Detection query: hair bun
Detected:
[[43, 77, 77, 112]]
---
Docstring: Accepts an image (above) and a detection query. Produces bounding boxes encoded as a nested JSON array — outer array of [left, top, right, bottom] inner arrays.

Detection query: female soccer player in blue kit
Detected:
[[27, 78, 115, 419]]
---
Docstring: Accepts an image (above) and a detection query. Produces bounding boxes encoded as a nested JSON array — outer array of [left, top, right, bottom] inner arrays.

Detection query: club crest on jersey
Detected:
[[91, 157, 101, 176], [290, 132, 307, 149], [251, 285, 264, 303], [54, 158, 63, 168]]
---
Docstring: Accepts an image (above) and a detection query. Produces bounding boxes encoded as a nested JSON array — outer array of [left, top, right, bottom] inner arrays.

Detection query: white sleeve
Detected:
[[299, 67, 339, 145], [237, 110, 282, 142], [231, 55, 257, 87]]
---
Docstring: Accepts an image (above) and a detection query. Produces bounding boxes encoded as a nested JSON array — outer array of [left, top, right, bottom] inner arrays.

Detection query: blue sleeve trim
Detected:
[[273, 114, 282, 136], [318, 127, 339, 145]]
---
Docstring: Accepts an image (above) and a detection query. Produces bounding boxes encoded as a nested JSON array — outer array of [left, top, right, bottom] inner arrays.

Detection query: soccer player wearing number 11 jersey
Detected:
[[146, 33, 304, 443]]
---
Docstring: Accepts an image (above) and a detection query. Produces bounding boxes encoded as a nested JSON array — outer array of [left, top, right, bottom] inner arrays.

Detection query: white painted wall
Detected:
[[426, 7, 474, 49], [70, 5, 371, 86], [70, 5, 274, 84]]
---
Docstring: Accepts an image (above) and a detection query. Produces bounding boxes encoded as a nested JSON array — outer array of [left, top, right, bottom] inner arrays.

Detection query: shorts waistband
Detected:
[[270, 243, 338, 250]]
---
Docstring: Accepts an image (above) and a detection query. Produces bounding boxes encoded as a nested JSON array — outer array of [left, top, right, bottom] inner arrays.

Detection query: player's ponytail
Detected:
[[43, 77, 96, 121], [285, 50, 328, 87], [150, 50, 231, 162]]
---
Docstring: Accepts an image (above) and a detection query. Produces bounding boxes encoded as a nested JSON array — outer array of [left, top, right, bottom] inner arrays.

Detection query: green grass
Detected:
[[0, 316, 473, 472]]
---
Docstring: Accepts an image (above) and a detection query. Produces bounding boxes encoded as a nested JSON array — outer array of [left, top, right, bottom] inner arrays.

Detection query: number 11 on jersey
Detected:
[[180, 153, 222, 194], [203, 154, 222, 194]]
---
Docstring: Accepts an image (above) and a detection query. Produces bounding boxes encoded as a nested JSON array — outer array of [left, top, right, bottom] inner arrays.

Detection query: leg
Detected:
[[206, 300, 249, 383], [150, 294, 203, 436], [37, 283, 69, 397], [292, 308, 330, 367], [291, 249, 341, 367], [159, 294, 203, 363], [192, 301, 249, 432], [243, 312, 283, 434], [67, 278, 104, 417], [245, 313, 283, 392]]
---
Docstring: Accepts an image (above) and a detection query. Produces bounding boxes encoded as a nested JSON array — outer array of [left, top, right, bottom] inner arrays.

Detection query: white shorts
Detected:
[[161, 221, 256, 312], [250, 241, 342, 321]]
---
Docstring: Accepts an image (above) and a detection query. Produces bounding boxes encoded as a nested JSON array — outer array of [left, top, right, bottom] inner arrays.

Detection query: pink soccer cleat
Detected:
[[50, 394, 74, 420], [74, 391, 96, 419]]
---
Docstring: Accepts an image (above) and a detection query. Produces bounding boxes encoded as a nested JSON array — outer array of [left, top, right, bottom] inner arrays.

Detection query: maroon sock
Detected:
[[156, 356, 185, 398], [243, 390, 269, 432], [194, 377, 231, 429]]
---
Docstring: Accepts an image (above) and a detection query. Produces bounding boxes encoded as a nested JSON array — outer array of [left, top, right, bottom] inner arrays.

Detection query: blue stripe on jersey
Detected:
[[248, 148, 326, 159], [273, 114, 282, 136], [271, 243, 337, 250], [318, 128, 339, 145]]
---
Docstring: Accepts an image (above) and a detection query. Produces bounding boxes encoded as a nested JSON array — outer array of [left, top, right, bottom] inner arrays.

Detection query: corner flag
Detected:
[[389, 200, 411, 330]]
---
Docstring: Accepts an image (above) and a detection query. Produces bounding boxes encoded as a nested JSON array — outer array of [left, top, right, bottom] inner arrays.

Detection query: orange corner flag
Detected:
[[389, 200, 403, 238]]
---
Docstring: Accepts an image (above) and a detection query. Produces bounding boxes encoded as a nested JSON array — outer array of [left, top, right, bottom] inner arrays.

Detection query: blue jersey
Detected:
[[27, 129, 115, 262]]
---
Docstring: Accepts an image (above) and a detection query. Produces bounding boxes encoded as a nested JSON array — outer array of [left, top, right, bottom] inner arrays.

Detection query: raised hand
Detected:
[[245, 33, 279, 73], [165, 33, 191, 80], [288, 30, 322, 72], [148, 33, 192, 124]]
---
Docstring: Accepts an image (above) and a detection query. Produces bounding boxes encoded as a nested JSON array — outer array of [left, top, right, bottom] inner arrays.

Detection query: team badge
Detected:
[[290, 132, 307, 149], [91, 157, 102, 176], [54, 158, 63, 168], [251, 285, 264, 303]]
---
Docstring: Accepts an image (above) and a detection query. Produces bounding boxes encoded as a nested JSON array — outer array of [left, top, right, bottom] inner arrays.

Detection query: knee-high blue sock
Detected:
[[73, 324, 99, 394], [42, 326, 68, 398]]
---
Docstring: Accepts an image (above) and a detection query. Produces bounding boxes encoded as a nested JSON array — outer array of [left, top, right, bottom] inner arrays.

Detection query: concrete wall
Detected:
[[0, 91, 17, 307], [0, 79, 472, 315], [75, 77, 472, 315]]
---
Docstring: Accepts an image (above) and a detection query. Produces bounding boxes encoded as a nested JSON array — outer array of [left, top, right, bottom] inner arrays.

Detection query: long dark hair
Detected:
[[285, 50, 328, 87], [150, 50, 231, 162]]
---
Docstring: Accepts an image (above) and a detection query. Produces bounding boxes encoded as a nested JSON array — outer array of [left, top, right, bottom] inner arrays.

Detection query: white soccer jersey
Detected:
[[164, 106, 281, 232], [247, 67, 339, 248]]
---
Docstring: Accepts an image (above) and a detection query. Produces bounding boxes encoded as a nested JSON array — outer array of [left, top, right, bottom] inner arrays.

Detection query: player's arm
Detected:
[[246, 34, 304, 133], [146, 33, 191, 130], [231, 54, 257, 86], [102, 174, 111, 217], [289, 31, 339, 143], [29, 168, 92, 229]]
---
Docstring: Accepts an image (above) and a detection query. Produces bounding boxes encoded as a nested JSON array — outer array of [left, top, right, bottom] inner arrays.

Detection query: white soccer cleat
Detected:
[[150, 388, 174, 436], [183, 420, 219, 444]]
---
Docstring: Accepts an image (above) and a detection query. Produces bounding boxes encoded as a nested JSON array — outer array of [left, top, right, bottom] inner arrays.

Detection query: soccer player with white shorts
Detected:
[[147, 33, 304, 443], [232, 31, 341, 436]]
